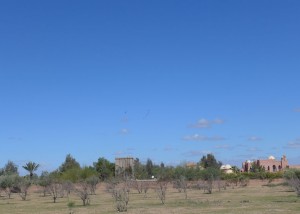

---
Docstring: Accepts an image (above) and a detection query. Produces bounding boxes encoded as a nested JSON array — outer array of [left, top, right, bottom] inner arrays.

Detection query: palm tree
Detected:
[[23, 161, 40, 179]]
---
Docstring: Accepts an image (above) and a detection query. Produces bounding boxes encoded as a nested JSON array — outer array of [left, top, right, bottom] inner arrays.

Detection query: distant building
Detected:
[[115, 157, 135, 176], [220, 164, 233, 174], [186, 162, 197, 169], [241, 155, 289, 172]]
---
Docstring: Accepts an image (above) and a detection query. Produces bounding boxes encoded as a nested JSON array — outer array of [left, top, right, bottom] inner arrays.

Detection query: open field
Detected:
[[0, 179, 299, 214]]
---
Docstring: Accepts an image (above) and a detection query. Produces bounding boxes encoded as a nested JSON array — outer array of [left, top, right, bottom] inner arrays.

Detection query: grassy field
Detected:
[[0, 179, 299, 214]]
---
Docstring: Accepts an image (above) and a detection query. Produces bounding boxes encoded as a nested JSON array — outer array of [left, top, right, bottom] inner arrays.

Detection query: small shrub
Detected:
[[67, 201, 75, 214]]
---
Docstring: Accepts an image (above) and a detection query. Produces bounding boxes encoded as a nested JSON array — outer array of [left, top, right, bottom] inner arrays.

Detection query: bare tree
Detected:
[[173, 176, 187, 199], [192, 179, 213, 194], [86, 176, 99, 195], [74, 181, 90, 206], [142, 181, 150, 198], [62, 181, 74, 199], [206, 179, 213, 194], [48, 182, 63, 203], [112, 186, 129, 212], [17, 177, 31, 201], [286, 176, 300, 196], [216, 178, 226, 192], [284, 170, 300, 196], [135, 180, 143, 194], [156, 181, 167, 204]]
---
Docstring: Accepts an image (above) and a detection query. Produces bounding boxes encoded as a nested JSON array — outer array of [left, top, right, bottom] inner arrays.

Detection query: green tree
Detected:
[[146, 158, 153, 178], [231, 166, 240, 173], [22, 161, 39, 179], [199, 154, 222, 169], [250, 162, 265, 173], [133, 158, 147, 179], [59, 154, 80, 173], [0, 174, 18, 198], [39, 171, 51, 196], [157, 165, 174, 181], [93, 157, 115, 181], [3, 160, 18, 175], [86, 175, 100, 195]]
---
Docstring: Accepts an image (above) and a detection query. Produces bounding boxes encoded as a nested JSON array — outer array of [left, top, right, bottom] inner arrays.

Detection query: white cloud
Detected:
[[183, 134, 225, 142], [190, 118, 224, 128], [248, 136, 262, 141]]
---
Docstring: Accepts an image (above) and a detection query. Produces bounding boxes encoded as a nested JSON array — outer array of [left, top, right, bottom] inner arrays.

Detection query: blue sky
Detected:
[[1, 1, 300, 174]]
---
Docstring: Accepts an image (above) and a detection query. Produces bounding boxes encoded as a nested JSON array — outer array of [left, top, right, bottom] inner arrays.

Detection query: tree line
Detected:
[[0, 153, 299, 209]]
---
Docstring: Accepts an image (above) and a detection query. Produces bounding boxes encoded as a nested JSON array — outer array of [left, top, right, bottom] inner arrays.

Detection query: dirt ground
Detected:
[[0, 179, 299, 214]]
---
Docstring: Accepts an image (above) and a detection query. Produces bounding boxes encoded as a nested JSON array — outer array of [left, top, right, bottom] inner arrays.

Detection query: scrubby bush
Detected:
[[112, 183, 130, 212], [284, 169, 300, 196], [86, 175, 100, 195]]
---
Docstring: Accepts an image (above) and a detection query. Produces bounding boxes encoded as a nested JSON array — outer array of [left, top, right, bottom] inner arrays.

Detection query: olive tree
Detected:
[[38, 171, 51, 197], [17, 177, 31, 200], [0, 174, 18, 199]]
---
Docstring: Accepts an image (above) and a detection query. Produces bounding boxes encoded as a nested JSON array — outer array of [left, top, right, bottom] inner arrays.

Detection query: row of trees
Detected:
[[0, 153, 288, 183], [0, 154, 223, 181], [1, 153, 299, 213], [0, 161, 39, 178]]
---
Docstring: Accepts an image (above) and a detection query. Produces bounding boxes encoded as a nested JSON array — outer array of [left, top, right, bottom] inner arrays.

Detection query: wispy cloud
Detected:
[[113, 149, 133, 156], [183, 134, 225, 142], [294, 108, 300, 112], [113, 151, 125, 156], [183, 150, 211, 157], [248, 136, 262, 141], [286, 138, 300, 148], [7, 136, 23, 143], [190, 118, 224, 129], [120, 128, 129, 135], [214, 144, 231, 149], [247, 147, 262, 152], [164, 146, 174, 152]]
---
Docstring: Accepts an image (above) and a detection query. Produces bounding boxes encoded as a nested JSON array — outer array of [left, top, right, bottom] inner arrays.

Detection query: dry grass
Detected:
[[0, 179, 299, 214]]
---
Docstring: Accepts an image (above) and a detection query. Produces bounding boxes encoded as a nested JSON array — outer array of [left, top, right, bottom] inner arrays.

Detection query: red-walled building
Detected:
[[242, 155, 289, 172]]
